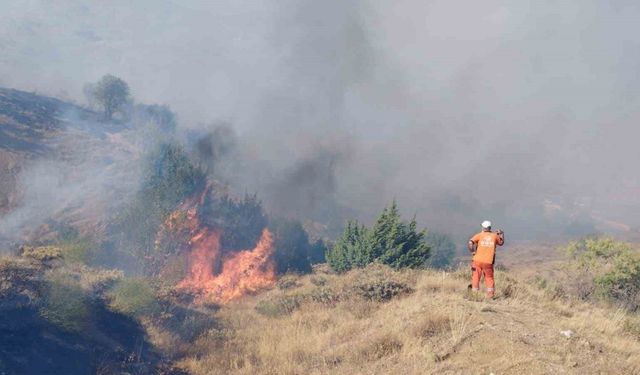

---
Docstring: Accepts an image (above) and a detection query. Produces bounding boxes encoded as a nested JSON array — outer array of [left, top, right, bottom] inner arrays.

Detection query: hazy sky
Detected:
[[2, 0, 640, 238]]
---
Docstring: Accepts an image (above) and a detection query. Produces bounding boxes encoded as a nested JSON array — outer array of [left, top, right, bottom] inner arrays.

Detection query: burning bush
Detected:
[[110, 143, 206, 273], [199, 192, 267, 252], [104, 138, 325, 303], [176, 228, 277, 304]]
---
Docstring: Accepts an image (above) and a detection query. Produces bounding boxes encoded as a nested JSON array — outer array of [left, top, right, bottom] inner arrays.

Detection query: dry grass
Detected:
[[171, 264, 640, 375]]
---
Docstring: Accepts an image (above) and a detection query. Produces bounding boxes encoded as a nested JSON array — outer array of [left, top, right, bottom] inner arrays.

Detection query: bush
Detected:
[[108, 278, 160, 317], [594, 253, 640, 311], [255, 294, 304, 318], [562, 237, 640, 310], [309, 287, 339, 306], [110, 143, 206, 274], [200, 192, 267, 252], [277, 275, 301, 290], [57, 239, 96, 264], [40, 272, 89, 331], [310, 276, 327, 286], [349, 265, 414, 302], [354, 279, 413, 302], [564, 237, 629, 267], [326, 201, 430, 272], [20, 246, 62, 261]]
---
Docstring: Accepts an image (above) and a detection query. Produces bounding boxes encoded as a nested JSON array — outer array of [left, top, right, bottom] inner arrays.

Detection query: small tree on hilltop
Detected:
[[87, 74, 131, 121]]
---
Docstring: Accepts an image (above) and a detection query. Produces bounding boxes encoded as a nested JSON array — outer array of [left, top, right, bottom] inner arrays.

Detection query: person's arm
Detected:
[[468, 234, 479, 254]]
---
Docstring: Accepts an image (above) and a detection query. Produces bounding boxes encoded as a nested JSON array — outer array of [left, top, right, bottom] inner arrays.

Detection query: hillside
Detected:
[[2, 89, 640, 374], [3, 249, 639, 375], [0, 87, 142, 247]]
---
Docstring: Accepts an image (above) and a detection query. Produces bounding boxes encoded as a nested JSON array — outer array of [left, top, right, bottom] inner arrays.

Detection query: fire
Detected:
[[177, 228, 276, 304], [162, 186, 277, 304]]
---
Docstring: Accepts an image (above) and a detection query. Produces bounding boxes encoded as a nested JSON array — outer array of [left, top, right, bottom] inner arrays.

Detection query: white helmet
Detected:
[[481, 220, 492, 229]]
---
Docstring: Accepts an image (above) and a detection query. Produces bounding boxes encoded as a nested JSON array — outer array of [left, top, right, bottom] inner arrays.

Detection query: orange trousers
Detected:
[[471, 261, 495, 297]]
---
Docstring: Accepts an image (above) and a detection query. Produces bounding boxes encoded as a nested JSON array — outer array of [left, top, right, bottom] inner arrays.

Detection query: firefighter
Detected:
[[467, 220, 504, 298]]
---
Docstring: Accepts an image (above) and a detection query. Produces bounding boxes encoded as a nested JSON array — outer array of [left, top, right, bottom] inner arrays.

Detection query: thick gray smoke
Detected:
[[2, 1, 640, 240]]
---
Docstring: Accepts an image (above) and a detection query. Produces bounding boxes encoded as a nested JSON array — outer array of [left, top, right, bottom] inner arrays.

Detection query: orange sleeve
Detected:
[[470, 233, 481, 243]]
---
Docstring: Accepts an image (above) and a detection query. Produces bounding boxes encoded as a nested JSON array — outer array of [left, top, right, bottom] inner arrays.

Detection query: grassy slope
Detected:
[[175, 264, 640, 375]]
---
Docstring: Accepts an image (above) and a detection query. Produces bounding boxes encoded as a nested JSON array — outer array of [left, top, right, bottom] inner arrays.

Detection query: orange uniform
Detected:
[[469, 231, 504, 297], [470, 231, 503, 264]]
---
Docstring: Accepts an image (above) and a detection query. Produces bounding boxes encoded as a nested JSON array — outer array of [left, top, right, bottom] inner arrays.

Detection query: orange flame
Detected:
[[176, 228, 276, 304], [157, 185, 277, 304]]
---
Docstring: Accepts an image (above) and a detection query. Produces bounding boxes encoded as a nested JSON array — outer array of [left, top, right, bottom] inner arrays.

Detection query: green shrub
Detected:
[[564, 237, 629, 267], [326, 201, 430, 272], [562, 237, 640, 310], [594, 253, 640, 311], [57, 239, 96, 264], [108, 278, 160, 317], [40, 272, 89, 331]]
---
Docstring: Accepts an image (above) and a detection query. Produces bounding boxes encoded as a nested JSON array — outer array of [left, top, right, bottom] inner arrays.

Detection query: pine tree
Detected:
[[326, 220, 369, 272], [326, 201, 431, 272]]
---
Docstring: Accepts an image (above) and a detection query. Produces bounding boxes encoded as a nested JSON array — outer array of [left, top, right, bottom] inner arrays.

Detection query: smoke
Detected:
[[2, 1, 640, 240], [0, 107, 152, 245]]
